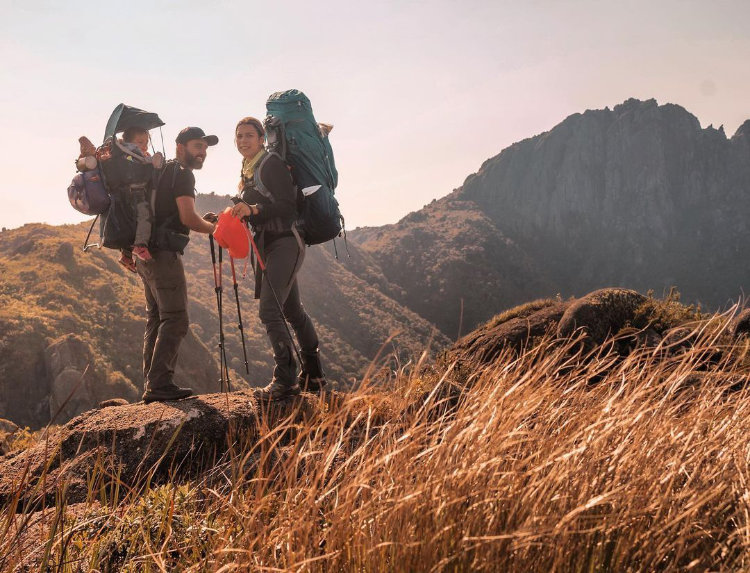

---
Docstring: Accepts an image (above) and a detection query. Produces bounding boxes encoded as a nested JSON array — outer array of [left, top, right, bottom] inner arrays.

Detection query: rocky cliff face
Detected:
[[45, 334, 140, 421], [457, 98, 750, 300], [352, 99, 750, 335]]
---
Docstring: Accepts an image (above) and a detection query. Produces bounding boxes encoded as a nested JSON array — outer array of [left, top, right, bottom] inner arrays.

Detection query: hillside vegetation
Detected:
[[3, 294, 750, 570], [0, 212, 445, 428]]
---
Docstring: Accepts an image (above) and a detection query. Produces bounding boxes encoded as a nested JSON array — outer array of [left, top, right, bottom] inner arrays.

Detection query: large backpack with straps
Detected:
[[263, 90, 343, 246], [72, 103, 167, 252], [98, 138, 157, 250]]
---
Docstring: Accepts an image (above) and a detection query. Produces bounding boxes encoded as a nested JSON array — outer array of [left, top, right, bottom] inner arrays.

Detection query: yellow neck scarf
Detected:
[[241, 149, 266, 182]]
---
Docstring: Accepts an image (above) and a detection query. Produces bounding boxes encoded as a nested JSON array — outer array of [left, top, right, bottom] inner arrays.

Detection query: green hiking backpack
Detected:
[[264, 90, 343, 246]]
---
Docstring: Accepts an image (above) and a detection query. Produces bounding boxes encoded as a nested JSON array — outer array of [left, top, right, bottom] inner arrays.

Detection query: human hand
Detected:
[[230, 202, 255, 218], [152, 151, 164, 169]]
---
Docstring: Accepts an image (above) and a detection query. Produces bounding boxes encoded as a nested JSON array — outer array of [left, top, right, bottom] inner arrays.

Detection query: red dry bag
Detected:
[[213, 208, 250, 259]]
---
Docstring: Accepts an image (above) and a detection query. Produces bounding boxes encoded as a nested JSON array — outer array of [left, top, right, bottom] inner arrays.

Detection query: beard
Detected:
[[183, 149, 205, 170]]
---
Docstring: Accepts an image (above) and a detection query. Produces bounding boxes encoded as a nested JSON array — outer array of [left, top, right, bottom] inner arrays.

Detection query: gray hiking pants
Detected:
[[136, 250, 190, 391], [258, 235, 319, 385]]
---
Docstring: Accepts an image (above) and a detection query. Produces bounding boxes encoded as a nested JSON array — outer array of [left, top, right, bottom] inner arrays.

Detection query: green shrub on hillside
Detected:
[[629, 288, 704, 333]]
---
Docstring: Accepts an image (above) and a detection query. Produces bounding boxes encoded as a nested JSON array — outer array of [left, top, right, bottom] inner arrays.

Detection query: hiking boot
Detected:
[[142, 384, 193, 404], [118, 251, 137, 273], [298, 349, 326, 392], [133, 245, 153, 262], [259, 342, 299, 401], [260, 379, 301, 401], [298, 373, 328, 392]]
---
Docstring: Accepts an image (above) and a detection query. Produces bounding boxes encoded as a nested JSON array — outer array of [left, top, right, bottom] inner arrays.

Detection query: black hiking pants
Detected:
[[258, 235, 319, 385], [136, 250, 190, 392]]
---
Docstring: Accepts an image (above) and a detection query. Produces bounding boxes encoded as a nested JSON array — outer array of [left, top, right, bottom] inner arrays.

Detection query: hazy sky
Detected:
[[1, 0, 749, 231]]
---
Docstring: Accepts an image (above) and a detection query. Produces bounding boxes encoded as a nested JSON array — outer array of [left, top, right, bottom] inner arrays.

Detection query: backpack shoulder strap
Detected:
[[150, 160, 184, 227], [253, 151, 283, 203], [153, 159, 178, 189], [151, 160, 175, 214]]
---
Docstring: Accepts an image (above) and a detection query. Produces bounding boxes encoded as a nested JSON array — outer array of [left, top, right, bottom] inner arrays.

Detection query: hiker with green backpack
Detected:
[[231, 116, 326, 400], [228, 90, 343, 399]]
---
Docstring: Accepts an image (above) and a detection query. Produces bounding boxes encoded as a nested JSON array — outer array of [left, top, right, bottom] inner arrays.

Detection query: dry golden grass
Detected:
[[3, 311, 750, 571]]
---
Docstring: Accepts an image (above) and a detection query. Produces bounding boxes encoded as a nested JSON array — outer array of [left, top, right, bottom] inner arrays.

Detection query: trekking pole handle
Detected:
[[209, 235, 220, 288], [209, 234, 217, 262]]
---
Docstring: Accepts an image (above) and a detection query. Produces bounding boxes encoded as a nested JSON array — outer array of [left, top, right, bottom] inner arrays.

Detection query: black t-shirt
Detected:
[[154, 161, 195, 235]]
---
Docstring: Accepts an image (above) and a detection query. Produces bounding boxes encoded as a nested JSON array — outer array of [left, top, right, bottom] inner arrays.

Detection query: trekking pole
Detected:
[[246, 226, 303, 367], [230, 256, 250, 374], [218, 245, 232, 392], [209, 236, 230, 393]]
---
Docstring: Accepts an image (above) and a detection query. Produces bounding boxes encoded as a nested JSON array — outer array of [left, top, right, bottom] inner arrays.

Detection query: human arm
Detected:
[[176, 196, 216, 234], [244, 156, 298, 224]]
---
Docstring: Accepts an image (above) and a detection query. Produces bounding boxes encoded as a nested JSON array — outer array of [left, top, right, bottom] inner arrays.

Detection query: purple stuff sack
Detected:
[[68, 169, 110, 215]]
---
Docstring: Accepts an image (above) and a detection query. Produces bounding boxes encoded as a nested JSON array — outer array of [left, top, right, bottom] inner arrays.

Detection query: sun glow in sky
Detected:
[[1, 0, 749, 231]]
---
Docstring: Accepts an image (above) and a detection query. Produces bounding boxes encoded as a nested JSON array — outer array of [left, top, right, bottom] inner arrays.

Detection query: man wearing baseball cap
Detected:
[[137, 126, 219, 403]]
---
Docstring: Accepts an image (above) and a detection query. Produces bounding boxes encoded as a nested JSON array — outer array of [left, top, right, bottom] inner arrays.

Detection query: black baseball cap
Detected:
[[175, 126, 219, 146]]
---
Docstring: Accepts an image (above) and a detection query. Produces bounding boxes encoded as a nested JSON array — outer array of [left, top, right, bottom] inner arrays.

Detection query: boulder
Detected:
[[0, 389, 330, 510], [99, 398, 129, 408], [557, 288, 647, 351], [0, 418, 19, 434], [449, 301, 570, 365], [730, 308, 750, 338]]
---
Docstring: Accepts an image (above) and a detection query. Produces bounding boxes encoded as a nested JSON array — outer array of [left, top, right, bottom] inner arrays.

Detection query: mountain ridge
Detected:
[[350, 97, 750, 335], [3, 97, 749, 427]]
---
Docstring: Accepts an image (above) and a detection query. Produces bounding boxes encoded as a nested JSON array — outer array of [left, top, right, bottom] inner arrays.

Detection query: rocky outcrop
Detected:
[[0, 390, 329, 510], [457, 99, 750, 302], [445, 289, 744, 368], [556, 288, 648, 350], [44, 334, 140, 421], [450, 300, 569, 364]]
